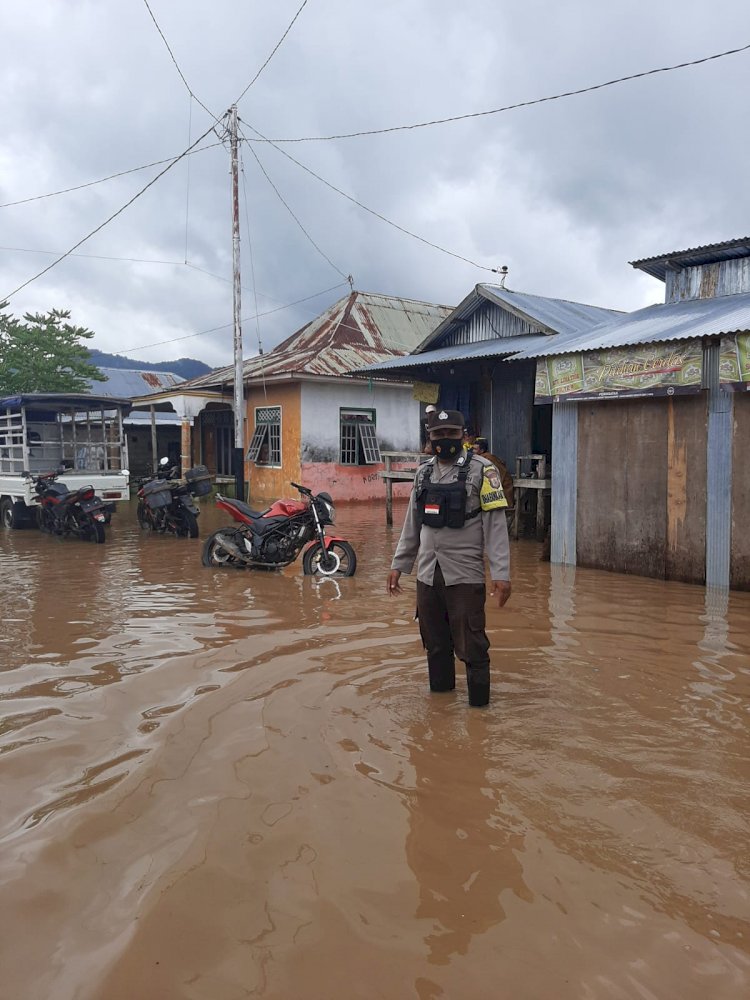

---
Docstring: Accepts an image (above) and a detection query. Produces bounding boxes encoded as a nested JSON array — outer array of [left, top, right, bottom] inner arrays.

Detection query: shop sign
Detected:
[[534, 339, 703, 403], [719, 332, 750, 391]]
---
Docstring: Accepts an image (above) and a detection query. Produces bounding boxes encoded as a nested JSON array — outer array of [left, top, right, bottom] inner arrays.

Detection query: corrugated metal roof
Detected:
[[630, 237, 750, 281], [510, 291, 750, 360], [357, 332, 554, 374], [0, 392, 132, 409], [183, 291, 453, 389], [89, 368, 185, 396], [415, 283, 621, 352]]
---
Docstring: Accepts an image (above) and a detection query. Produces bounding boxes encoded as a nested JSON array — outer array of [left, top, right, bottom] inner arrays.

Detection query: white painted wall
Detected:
[[300, 380, 420, 461]]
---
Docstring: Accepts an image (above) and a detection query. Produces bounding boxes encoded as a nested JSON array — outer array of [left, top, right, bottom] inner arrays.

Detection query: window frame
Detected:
[[339, 408, 381, 466], [247, 405, 282, 466]]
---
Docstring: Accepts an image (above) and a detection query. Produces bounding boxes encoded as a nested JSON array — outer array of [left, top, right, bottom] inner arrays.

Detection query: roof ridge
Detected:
[[481, 283, 623, 313]]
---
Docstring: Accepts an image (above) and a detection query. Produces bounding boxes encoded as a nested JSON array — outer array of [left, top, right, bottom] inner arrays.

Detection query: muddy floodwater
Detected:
[[1, 500, 748, 1000]]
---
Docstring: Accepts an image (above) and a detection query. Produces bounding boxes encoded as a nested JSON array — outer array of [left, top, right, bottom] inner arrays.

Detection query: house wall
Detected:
[[666, 259, 750, 303], [299, 380, 420, 501], [246, 383, 301, 501], [125, 425, 181, 477], [490, 360, 536, 469], [577, 398, 670, 579], [731, 392, 750, 589], [442, 301, 542, 346], [574, 395, 709, 584], [665, 395, 708, 583]]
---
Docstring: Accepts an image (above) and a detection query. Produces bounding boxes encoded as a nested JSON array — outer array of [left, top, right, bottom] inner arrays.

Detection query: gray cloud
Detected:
[[1, 0, 748, 369]]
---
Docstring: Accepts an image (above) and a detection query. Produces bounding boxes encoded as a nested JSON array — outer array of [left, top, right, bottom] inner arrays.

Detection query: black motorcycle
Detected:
[[136, 459, 212, 538], [34, 471, 109, 544]]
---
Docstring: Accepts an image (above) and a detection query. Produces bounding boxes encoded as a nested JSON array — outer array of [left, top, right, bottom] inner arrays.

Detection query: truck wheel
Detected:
[[1, 498, 29, 530]]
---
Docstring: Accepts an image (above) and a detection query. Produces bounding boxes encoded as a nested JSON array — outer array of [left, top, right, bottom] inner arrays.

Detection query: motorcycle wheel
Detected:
[[37, 506, 53, 533], [202, 529, 245, 568], [302, 540, 357, 577], [136, 501, 153, 530], [87, 518, 106, 544], [172, 508, 199, 539]]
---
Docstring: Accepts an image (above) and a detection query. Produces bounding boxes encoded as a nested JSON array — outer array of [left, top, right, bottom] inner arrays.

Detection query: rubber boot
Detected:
[[468, 681, 490, 707], [428, 662, 456, 692]]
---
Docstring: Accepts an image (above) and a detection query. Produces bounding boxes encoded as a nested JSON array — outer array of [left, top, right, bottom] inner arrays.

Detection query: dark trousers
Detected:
[[416, 564, 491, 705]]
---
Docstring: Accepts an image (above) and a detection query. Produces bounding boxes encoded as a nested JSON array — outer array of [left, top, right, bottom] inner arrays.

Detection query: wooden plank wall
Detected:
[[577, 396, 708, 583], [731, 393, 750, 590], [666, 395, 708, 583], [577, 399, 668, 578], [491, 360, 535, 468]]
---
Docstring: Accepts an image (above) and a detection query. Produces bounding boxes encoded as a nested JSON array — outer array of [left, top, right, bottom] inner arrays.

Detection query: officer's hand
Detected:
[[387, 570, 402, 596], [490, 580, 511, 608]]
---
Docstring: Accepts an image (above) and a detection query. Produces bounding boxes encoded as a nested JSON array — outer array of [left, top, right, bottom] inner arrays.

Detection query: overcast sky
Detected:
[[1, 1, 748, 368]]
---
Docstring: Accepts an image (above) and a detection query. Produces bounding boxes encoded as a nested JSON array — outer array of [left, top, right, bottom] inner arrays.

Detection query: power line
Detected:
[[250, 40, 750, 143], [0, 245, 186, 265], [123, 281, 349, 353], [141, 0, 219, 123], [2, 121, 222, 302], [244, 139, 349, 281], [241, 124, 495, 272], [0, 141, 223, 210], [184, 262, 284, 301], [235, 0, 310, 105]]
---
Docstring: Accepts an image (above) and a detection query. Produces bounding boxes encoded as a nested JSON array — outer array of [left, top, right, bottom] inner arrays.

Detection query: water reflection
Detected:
[[0, 500, 748, 999], [405, 710, 526, 966]]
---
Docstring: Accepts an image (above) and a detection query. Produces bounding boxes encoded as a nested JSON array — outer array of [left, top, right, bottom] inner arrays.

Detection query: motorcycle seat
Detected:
[[225, 498, 269, 519]]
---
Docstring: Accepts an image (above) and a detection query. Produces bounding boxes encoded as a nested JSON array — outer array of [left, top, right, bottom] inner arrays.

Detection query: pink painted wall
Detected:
[[300, 462, 415, 501]]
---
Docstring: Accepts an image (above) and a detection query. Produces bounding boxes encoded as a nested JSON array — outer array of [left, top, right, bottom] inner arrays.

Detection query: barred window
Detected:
[[340, 409, 381, 465], [247, 406, 281, 465]]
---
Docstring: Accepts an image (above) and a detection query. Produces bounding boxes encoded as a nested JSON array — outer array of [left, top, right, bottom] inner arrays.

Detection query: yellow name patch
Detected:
[[480, 468, 508, 510]]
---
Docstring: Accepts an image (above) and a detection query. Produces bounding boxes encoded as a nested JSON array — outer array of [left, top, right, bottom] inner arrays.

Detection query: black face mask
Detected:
[[432, 437, 462, 459]]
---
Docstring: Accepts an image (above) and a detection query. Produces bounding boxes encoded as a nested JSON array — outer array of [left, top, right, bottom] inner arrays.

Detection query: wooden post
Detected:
[[536, 488, 546, 541], [150, 405, 158, 472], [180, 418, 192, 476], [385, 453, 393, 526]]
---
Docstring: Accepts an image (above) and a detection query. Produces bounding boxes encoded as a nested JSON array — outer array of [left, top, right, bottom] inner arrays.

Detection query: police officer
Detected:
[[387, 409, 511, 707]]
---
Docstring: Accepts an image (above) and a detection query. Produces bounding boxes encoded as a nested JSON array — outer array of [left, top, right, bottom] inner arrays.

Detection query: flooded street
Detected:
[[1, 499, 748, 1000]]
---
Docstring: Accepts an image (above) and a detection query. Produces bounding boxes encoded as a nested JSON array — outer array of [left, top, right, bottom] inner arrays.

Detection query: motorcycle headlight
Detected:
[[323, 500, 335, 525]]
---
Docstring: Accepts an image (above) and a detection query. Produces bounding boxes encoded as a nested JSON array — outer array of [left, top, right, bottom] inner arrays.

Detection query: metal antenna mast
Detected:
[[229, 106, 245, 502]]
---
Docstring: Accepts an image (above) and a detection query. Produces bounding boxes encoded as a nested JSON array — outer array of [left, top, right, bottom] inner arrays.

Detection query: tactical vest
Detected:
[[416, 458, 481, 529]]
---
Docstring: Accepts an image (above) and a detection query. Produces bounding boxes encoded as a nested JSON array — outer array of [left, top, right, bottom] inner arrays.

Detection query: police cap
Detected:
[[426, 409, 465, 432]]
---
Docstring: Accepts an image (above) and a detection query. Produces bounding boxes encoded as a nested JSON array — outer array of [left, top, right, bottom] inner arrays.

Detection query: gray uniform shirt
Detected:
[[391, 453, 511, 586]]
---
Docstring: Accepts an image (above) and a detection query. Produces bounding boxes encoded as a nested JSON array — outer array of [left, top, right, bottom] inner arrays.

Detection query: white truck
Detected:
[[0, 393, 131, 529]]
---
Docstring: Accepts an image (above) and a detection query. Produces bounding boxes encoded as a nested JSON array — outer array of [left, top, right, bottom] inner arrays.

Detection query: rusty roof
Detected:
[[184, 291, 453, 389], [89, 367, 186, 396]]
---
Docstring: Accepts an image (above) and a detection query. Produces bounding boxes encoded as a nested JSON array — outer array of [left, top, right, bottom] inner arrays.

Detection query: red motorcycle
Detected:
[[201, 482, 357, 576]]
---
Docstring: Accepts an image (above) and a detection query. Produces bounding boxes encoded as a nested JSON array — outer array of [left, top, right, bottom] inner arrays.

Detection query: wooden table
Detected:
[[379, 451, 427, 525], [512, 478, 552, 541]]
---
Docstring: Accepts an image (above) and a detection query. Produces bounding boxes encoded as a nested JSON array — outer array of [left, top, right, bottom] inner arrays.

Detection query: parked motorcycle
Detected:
[[34, 471, 109, 543], [202, 482, 357, 576], [136, 459, 212, 538]]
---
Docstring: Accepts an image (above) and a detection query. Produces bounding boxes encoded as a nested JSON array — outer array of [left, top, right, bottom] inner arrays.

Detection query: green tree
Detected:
[[0, 303, 105, 393]]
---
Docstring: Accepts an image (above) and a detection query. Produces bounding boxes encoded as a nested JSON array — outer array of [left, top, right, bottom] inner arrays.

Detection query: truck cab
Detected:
[[0, 393, 131, 529]]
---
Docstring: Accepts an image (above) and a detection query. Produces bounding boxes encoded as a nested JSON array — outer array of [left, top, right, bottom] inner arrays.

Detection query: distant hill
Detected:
[[88, 350, 212, 381]]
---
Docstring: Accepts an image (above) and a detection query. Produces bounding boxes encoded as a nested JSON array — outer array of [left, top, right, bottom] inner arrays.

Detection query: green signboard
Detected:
[[534, 339, 704, 404], [719, 332, 750, 391]]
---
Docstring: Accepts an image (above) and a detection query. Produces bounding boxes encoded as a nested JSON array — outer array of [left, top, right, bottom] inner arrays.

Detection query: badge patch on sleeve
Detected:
[[480, 467, 508, 510]]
